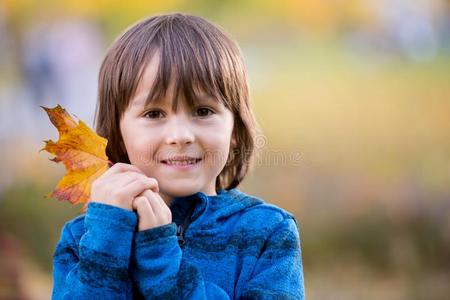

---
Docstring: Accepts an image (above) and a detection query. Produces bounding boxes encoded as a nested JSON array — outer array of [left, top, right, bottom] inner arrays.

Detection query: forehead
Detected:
[[130, 51, 225, 110], [130, 53, 159, 106]]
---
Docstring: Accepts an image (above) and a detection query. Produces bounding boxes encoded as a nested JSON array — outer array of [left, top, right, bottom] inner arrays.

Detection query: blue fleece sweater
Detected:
[[52, 188, 305, 299]]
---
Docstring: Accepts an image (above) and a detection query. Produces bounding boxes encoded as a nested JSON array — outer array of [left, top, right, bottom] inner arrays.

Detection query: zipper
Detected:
[[176, 204, 196, 247], [176, 224, 186, 246]]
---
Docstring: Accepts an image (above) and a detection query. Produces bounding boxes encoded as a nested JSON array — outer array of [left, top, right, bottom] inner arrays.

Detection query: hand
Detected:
[[132, 189, 172, 231], [90, 163, 159, 211]]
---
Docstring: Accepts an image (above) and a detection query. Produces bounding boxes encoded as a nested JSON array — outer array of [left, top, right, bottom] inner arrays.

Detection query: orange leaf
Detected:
[[40, 105, 111, 211]]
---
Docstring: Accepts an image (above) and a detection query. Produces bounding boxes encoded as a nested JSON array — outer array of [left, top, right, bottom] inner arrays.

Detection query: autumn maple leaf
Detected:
[[40, 105, 111, 211]]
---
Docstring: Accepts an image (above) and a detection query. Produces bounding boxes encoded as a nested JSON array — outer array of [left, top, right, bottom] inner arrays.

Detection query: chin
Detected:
[[160, 183, 201, 198]]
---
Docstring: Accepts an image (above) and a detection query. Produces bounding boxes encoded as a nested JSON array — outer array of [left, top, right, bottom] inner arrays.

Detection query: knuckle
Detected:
[[126, 164, 141, 172], [116, 163, 135, 172], [113, 162, 125, 170], [141, 189, 153, 198], [148, 177, 158, 186]]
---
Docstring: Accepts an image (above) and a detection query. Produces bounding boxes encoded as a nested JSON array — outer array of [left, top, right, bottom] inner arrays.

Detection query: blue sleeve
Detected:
[[130, 223, 231, 299], [52, 202, 137, 299], [239, 217, 305, 299]]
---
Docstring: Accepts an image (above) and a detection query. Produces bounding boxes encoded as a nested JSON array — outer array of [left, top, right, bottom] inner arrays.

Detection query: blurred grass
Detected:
[[0, 180, 79, 272]]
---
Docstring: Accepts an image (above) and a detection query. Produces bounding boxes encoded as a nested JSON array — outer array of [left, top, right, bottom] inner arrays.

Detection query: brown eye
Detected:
[[194, 107, 214, 117], [144, 110, 164, 119]]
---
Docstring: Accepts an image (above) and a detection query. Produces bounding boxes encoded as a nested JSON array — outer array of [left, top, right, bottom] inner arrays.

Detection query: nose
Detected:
[[164, 115, 195, 145]]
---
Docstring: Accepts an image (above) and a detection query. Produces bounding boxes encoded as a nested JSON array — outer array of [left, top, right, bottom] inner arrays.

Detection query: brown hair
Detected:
[[94, 12, 260, 191]]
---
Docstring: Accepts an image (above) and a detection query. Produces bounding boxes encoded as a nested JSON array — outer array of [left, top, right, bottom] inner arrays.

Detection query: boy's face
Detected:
[[120, 54, 235, 205]]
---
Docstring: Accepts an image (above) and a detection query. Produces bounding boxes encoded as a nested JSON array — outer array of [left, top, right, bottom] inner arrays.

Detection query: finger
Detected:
[[152, 191, 170, 212], [137, 189, 160, 211], [108, 171, 142, 187], [105, 162, 145, 176], [110, 171, 156, 189], [91, 170, 142, 195], [122, 177, 159, 198], [132, 196, 156, 220], [154, 192, 172, 219], [100, 173, 143, 195], [130, 175, 159, 193], [138, 190, 170, 219]]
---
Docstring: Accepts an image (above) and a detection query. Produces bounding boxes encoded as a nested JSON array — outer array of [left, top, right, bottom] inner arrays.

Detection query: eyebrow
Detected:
[[131, 94, 216, 107]]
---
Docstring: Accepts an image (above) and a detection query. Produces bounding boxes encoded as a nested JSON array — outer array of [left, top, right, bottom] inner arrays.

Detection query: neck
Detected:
[[159, 186, 218, 207]]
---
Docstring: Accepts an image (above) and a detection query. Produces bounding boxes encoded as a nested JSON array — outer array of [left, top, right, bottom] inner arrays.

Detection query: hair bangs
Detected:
[[141, 18, 230, 112]]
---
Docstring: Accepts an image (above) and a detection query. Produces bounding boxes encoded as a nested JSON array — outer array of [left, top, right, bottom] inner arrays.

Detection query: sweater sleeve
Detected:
[[130, 217, 305, 299], [130, 223, 231, 299], [239, 217, 305, 299], [52, 202, 138, 299]]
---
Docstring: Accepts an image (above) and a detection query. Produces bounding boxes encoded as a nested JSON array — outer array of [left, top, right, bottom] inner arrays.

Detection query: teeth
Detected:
[[166, 159, 197, 165]]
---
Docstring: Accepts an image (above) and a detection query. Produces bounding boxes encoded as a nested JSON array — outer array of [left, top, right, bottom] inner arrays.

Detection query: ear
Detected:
[[230, 135, 237, 149]]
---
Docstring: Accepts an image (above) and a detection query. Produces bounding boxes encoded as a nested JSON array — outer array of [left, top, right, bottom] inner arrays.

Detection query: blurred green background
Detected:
[[1, 0, 449, 299]]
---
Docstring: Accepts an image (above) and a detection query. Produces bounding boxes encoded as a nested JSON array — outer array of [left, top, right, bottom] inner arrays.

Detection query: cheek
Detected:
[[202, 132, 232, 167], [130, 138, 156, 166], [125, 134, 159, 167]]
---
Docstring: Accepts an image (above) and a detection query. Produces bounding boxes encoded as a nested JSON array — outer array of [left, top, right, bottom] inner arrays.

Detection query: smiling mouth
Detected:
[[161, 158, 202, 166]]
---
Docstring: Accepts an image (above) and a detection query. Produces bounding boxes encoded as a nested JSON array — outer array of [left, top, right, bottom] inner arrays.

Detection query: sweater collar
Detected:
[[169, 188, 248, 225]]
